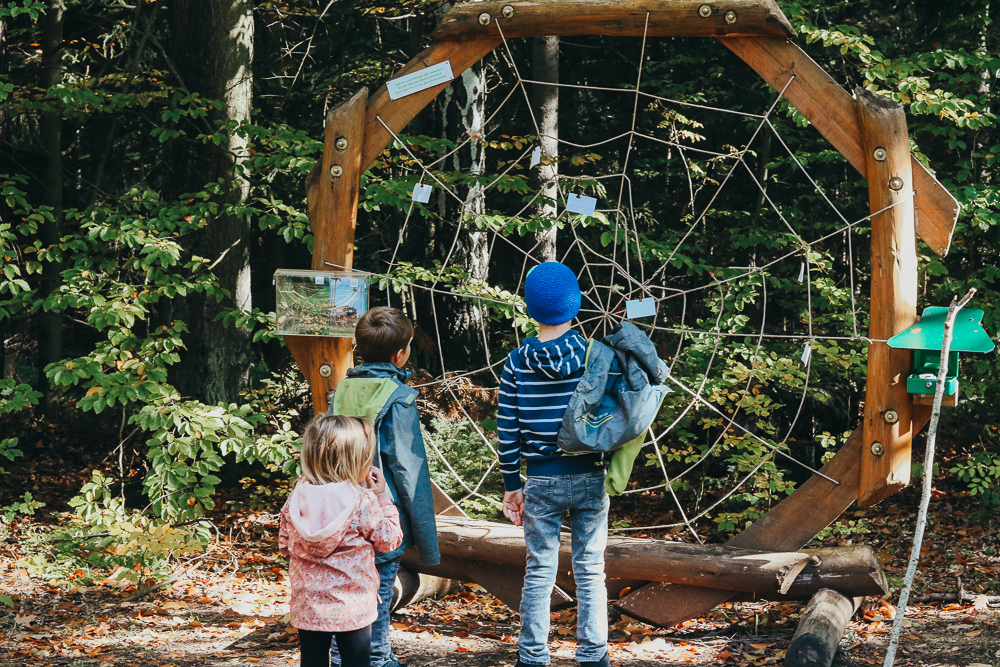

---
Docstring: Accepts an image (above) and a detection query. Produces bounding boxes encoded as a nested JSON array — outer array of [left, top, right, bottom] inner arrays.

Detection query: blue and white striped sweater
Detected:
[[497, 330, 600, 492]]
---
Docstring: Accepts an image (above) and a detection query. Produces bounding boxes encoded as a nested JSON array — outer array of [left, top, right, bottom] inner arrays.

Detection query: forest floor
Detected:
[[2, 433, 1000, 667]]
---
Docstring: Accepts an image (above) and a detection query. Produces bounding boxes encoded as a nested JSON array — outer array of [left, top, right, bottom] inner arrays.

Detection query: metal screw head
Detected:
[[698, 4, 712, 18], [870, 442, 885, 456], [330, 164, 343, 178], [873, 147, 888, 161], [724, 9, 737, 23], [884, 409, 899, 424], [478, 12, 491, 25], [502, 5, 514, 18], [809, 555, 823, 567], [888, 176, 904, 191], [335, 137, 349, 151], [319, 364, 333, 378]]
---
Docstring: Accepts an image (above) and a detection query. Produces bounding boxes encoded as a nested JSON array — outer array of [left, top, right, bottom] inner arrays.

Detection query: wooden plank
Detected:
[[857, 88, 919, 507], [433, 0, 794, 42], [360, 39, 500, 173], [720, 36, 960, 256], [285, 88, 368, 414], [615, 409, 929, 627], [786, 589, 861, 667]]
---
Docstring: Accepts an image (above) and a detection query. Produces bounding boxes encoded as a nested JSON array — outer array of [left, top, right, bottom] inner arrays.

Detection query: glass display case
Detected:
[[274, 270, 370, 337]]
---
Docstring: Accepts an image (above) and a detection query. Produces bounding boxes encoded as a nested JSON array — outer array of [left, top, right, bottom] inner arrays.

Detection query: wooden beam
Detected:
[[719, 36, 960, 256], [615, 409, 930, 627], [285, 88, 368, 414], [786, 589, 862, 667], [360, 39, 500, 173], [433, 0, 794, 42], [857, 88, 919, 508]]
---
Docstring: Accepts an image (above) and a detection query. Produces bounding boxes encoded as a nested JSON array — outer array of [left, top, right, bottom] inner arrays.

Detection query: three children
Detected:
[[284, 265, 612, 667]]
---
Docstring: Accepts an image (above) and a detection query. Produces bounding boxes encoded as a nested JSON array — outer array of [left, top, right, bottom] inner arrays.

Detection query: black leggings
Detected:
[[298, 625, 372, 667]]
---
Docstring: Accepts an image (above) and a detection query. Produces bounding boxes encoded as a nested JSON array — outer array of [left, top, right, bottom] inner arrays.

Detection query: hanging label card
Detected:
[[386, 61, 455, 101], [798, 262, 805, 283], [566, 193, 597, 217], [530, 146, 542, 168], [412, 183, 433, 203], [800, 342, 812, 365], [625, 298, 657, 319]]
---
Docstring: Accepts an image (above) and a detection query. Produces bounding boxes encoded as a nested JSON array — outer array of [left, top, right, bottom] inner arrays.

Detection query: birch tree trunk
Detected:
[[166, 0, 254, 403], [533, 36, 559, 262], [435, 63, 489, 372]]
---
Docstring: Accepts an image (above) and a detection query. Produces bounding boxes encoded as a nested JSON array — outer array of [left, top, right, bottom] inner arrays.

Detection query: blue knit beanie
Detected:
[[524, 262, 581, 325]]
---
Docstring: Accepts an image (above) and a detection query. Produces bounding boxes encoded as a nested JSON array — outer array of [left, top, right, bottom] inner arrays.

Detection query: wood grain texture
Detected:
[[433, 0, 794, 41], [615, 408, 928, 627], [360, 39, 500, 173], [719, 36, 959, 256], [786, 589, 861, 667], [286, 88, 368, 414], [857, 88, 918, 507]]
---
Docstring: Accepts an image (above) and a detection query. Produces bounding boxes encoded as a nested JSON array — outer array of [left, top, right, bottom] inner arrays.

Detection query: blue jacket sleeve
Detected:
[[497, 354, 523, 492], [380, 400, 441, 566]]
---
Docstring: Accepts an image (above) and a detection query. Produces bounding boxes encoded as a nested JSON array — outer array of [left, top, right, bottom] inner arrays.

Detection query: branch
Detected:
[[883, 287, 977, 667]]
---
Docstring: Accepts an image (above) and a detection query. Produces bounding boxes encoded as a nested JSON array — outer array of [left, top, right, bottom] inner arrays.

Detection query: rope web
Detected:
[[334, 21, 910, 539]]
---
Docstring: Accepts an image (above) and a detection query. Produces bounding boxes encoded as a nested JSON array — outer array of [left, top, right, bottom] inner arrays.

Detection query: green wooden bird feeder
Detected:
[[887, 307, 995, 397]]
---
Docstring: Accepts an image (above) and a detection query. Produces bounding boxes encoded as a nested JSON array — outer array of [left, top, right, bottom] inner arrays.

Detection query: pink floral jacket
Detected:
[[279, 480, 403, 632]]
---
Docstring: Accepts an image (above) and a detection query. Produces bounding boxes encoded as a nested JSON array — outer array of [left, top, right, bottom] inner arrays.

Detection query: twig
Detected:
[[883, 287, 977, 667]]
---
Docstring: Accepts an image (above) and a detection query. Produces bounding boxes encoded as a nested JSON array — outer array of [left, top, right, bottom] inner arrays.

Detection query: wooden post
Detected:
[[857, 88, 918, 507], [786, 589, 861, 667], [285, 88, 368, 414]]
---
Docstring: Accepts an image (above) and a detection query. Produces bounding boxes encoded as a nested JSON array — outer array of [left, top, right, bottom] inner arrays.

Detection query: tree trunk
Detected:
[[532, 36, 559, 261], [166, 0, 254, 403], [38, 0, 66, 417], [434, 62, 489, 372]]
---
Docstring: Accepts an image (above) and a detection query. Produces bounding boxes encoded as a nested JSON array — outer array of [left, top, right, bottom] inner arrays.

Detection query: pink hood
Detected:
[[286, 480, 362, 550]]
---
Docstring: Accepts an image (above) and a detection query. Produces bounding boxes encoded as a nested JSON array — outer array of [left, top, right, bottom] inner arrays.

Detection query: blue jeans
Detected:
[[331, 557, 401, 667], [519, 472, 609, 665]]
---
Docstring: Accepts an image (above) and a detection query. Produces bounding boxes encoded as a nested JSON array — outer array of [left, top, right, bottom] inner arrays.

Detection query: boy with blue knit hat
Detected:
[[497, 261, 611, 667]]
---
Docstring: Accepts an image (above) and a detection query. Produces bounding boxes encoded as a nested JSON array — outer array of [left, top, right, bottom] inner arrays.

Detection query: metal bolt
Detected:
[[870, 442, 885, 456], [478, 12, 491, 25], [925, 381, 934, 389], [724, 9, 737, 23], [810, 555, 823, 567], [888, 176, 904, 191], [502, 5, 514, 18], [698, 4, 712, 17], [884, 409, 899, 424], [319, 364, 332, 378], [330, 164, 343, 178], [873, 147, 887, 161], [335, 137, 349, 151]]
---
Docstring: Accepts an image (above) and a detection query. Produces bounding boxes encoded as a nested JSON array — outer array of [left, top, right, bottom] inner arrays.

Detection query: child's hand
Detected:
[[502, 489, 524, 527], [367, 466, 386, 494]]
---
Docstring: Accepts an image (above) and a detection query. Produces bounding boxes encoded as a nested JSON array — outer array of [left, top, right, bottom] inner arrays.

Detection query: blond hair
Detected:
[[300, 414, 376, 487]]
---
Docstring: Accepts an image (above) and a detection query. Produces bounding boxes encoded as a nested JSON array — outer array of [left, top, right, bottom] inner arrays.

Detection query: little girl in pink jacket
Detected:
[[280, 415, 403, 667]]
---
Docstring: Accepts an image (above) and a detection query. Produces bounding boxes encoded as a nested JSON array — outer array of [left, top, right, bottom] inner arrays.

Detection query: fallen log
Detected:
[[786, 589, 861, 667], [426, 516, 887, 599]]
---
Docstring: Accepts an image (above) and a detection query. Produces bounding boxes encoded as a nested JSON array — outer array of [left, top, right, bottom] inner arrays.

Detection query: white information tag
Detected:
[[530, 146, 541, 168], [798, 262, 805, 283], [314, 275, 325, 285], [566, 193, 597, 217], [625, 298, 657, 319], [412, 183, 433, 203], [800, 342, 812, 365], [386, 61, 455, 101]]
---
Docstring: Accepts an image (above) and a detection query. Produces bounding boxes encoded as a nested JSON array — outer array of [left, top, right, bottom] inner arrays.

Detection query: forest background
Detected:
[[0, 0, 998, 600]]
